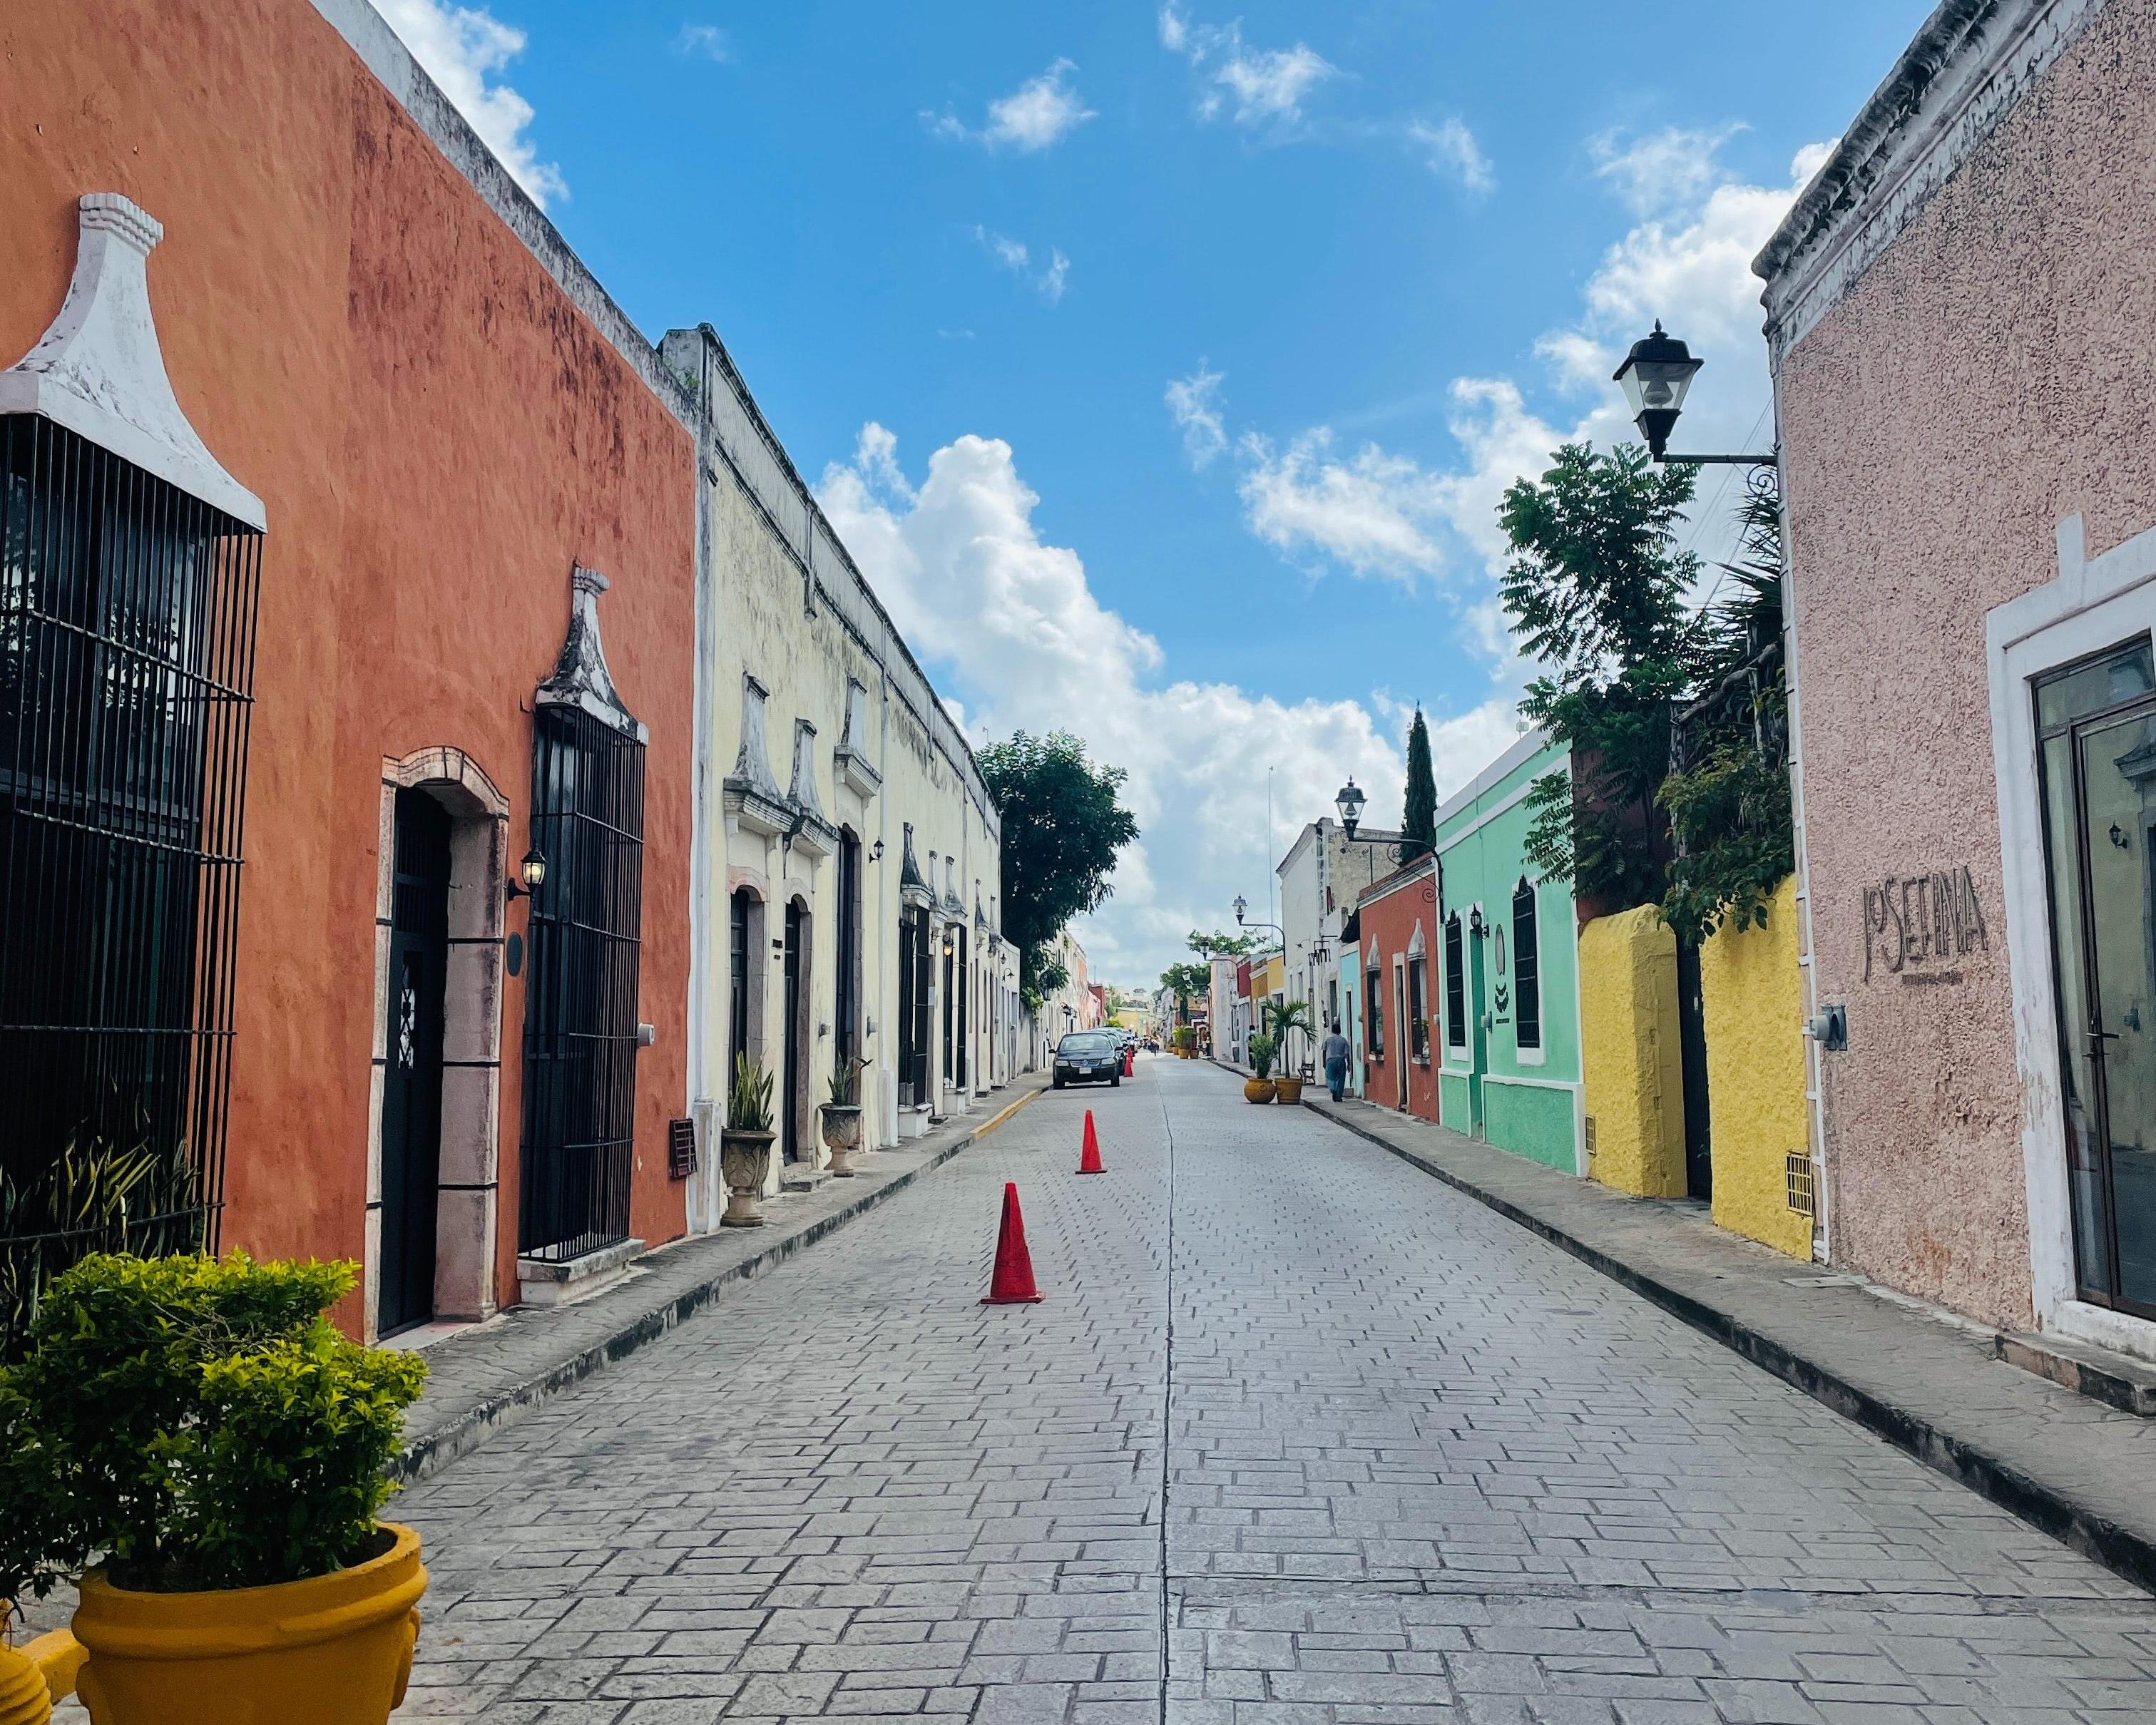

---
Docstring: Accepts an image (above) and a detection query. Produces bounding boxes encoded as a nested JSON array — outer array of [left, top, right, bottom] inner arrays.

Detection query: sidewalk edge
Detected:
[[1304, 1097, 2156, 1597], [393, 1085, 1044, 1485]]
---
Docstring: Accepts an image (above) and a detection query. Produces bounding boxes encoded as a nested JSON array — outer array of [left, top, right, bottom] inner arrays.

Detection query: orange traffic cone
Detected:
[[1078, 1110, 1104, 1174], [982, 1182, 1044, 1304]]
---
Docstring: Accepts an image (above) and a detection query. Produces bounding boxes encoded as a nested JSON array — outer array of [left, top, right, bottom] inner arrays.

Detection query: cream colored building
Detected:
[[660, 327, 1009, 1232]]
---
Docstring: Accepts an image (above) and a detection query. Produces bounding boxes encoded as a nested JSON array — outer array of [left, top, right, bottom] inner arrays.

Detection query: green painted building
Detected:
[[1433, 728, 1583, 1172]]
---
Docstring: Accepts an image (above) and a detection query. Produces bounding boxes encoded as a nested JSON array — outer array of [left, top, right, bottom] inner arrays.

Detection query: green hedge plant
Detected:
[[0, 1252, 425, 1602], [1247, 1033, 1276, 1080]]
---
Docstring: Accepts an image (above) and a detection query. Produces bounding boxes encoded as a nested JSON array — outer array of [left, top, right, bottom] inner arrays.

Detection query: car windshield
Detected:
[[1059, 1033, 1115, 1057]]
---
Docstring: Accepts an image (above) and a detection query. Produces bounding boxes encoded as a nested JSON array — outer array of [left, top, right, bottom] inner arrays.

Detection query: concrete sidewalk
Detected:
[[1301, 1090, 2156, 1596], [393, 1076, 1047, 1484]]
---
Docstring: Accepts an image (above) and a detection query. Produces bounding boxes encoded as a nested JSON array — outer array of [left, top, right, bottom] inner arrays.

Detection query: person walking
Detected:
[[1321, 1020, 1351, 1102]]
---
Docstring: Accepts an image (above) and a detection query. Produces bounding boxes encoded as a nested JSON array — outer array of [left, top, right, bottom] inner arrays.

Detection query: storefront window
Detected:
[[2037, 636, 2156, 1311]]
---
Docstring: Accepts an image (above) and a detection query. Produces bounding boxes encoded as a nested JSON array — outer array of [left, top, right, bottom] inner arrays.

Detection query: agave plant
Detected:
[[727, 1052, 777, 1135], [827, 1058, 867, 1108]]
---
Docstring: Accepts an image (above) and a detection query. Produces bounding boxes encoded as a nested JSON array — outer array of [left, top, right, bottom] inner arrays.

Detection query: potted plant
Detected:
[[1267, 1000, 1314, 1105], [720, 1052, 777, 1228], [0, 1252, 427, 1725], [1243, 1033, 1277, 1104], [1170, 1027, 1195, 1060], [820, 1060, 867, 1178]]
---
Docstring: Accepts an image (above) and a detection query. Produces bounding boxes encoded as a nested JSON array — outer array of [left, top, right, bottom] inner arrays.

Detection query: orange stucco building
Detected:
[[0, 0, 698, 1336]]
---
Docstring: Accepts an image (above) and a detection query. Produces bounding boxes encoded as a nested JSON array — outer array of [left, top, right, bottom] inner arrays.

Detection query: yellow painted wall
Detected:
[[1700, 875, 1813, 1259], [1578, 905, 1685, 1197]]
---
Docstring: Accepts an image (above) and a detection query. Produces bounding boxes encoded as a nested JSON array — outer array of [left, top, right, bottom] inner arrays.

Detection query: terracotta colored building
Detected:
[[1759, 0, 2156, 1353], [1356, 857, 1441, 1122], [0, 0, 698, 1340]]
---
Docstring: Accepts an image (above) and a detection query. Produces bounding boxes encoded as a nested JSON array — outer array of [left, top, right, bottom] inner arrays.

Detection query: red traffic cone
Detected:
[[982, 1182, 1044, 1304], [1078, 1110, 1104, 1174]]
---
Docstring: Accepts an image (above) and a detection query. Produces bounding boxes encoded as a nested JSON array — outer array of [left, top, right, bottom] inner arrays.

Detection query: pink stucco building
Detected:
[[1760, 0, 2156, 1358]]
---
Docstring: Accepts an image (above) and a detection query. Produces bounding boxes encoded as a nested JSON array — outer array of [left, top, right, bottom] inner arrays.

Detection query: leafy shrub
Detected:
[[1247, 1033, 1276, 1080], [0, 1253, 424, 1600]]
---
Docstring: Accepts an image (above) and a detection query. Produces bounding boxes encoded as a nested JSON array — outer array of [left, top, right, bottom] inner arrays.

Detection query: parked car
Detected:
[[1053, 1029, 1122, 1089]]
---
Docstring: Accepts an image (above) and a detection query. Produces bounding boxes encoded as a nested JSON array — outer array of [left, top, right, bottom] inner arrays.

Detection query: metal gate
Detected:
[[518, 703, 645, 1261], [0, 415, 260, 1350]]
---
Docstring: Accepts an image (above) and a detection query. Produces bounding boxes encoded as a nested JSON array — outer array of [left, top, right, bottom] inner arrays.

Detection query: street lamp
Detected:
[[1613, 320, 1778, 475], [1334, 778, 1367, 841], [505, 846, 547, 901]]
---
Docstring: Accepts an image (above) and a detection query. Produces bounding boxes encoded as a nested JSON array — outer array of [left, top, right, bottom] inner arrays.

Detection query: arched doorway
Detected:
[[369, 748, 510, 1341], [782, 897, 812, 1164]]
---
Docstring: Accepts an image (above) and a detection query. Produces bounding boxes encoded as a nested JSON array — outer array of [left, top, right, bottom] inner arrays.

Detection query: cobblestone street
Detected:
[[397, 1059, 2156, 1722]]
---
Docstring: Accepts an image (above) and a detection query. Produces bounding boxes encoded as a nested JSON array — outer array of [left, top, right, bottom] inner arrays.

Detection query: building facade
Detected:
[[1758, 0, 2156, 1348], [1357, 858, 1442, 1120], [0, 0, 1003, 1346], [1431, 731, 1584, 1172]]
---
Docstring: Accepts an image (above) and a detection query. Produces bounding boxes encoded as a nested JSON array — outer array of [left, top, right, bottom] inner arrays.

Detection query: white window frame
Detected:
[[1990, 512, 2156, 1361]]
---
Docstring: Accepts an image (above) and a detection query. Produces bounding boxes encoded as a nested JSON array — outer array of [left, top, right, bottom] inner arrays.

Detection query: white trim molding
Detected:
[[1756, 0, 2108, 363], [0, 194, 265, 527], [1988, 512, 2156, 1361]]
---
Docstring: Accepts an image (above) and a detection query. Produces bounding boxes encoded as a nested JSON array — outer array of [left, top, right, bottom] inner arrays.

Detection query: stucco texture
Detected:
[[1357, 869, 1439, 1121], [1700, 878, 1812, 1259], [1774, 0, 2156, 1327], [1578, 905, 1686, 1199], [0, 0, 698, 1326]]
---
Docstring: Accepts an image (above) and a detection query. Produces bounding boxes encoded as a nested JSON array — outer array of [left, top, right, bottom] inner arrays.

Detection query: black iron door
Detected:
[[782, 901, 803, 1163], [380, 790, 449, 1336], [1675, 937, 1713, 1199]]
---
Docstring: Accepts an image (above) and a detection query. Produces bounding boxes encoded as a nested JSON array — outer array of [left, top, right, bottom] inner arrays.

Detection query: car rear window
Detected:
[[1059, 1033, 1114, 1056]]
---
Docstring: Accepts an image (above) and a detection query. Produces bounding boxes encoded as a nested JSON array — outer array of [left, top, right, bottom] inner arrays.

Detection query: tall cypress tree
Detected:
[[1401, 707, 1437, 861]]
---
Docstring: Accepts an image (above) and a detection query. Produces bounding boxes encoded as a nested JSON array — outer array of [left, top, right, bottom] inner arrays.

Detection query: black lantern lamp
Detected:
[[506, 846, 547, 901], [1612, 322, 1702, 460], [1334, 777, 1367, 841]]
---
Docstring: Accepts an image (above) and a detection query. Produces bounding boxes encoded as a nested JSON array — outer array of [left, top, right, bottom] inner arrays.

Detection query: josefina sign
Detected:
[[1861, 866, 1988, 984]]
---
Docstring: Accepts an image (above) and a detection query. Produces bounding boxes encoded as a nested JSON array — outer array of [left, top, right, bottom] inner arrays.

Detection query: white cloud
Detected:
[[1165, 362, 1228, 468], [1589, 123, 1744, 217], [972, 227, 1071, 304], [673, 23, 728, 61], [1222, 137, 1833, 634], [924, 58, 1096, 153], [1409, 118, 1494, 195], [817, 428, 1409, 986], [1160, 7, 1337, 128], [369, 0, 566, 208]]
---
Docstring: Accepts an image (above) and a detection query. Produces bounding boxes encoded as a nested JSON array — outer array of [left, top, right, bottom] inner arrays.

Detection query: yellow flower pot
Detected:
[[1274, 1077, 1304, 1105], [1242, 1079, 1276, 1105], [0, 1639, 51, 1725], [71, 1525, 426, 1725]]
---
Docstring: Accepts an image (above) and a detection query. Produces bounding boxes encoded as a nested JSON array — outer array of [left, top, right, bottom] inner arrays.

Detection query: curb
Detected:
[[392, 1085, 1043, 1484], [1303, 1096, 2156, 1598]]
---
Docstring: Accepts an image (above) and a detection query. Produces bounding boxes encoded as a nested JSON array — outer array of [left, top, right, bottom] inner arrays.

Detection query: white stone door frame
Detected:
[[369, 748, 509, 1341], [1989, 513, 2156, 1362]]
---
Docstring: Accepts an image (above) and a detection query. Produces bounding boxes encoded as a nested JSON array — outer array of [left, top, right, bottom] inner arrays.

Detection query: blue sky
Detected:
[[373, 0, 1931, 989]]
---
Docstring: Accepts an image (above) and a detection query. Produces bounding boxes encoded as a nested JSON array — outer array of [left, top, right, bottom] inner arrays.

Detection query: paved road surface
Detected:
[[395, 1056, 2156, 1722]]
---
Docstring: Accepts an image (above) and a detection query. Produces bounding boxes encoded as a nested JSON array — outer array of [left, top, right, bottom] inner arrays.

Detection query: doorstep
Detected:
[[1297, 1085, 2156, 1597], [391, 1074, 1047, 1484], [1997, 1329, 2156, 1417]]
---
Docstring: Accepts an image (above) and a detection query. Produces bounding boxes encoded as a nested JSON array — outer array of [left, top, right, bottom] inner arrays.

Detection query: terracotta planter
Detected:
[[1242, 1078, 1277, 1105], [70, 1524, 426, 1725], [819, 1102, 864, 1177], [719, 1128, 775, 1227], [1274, 1077, 1304, 1105]]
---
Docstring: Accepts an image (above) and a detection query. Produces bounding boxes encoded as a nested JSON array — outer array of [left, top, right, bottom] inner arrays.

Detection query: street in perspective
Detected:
[[9, 2, 2156, 1722]]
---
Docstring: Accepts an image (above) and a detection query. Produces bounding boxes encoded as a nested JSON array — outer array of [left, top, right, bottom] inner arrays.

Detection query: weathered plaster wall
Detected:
[[1772, 0, 2156, 1326], [1700, 877, 1812, 1259], [0, 0, 699, 1321], [1579, 906, 1687, 1199]]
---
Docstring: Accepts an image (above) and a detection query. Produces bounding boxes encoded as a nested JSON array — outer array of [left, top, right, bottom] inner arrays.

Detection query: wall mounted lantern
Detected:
[[1613, 320, 1779, 483], [506, 846, 548, 901]]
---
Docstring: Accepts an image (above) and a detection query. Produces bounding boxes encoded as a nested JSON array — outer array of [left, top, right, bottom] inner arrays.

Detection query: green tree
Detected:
[[979, 731, 1140, 999], [1187, 928, 1258, 959], [1498, 442, 1699, 908], [1658, 486, 1794, 941], [1160, 961, 1212, 1023], [1400, 707, 1437, 861]]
